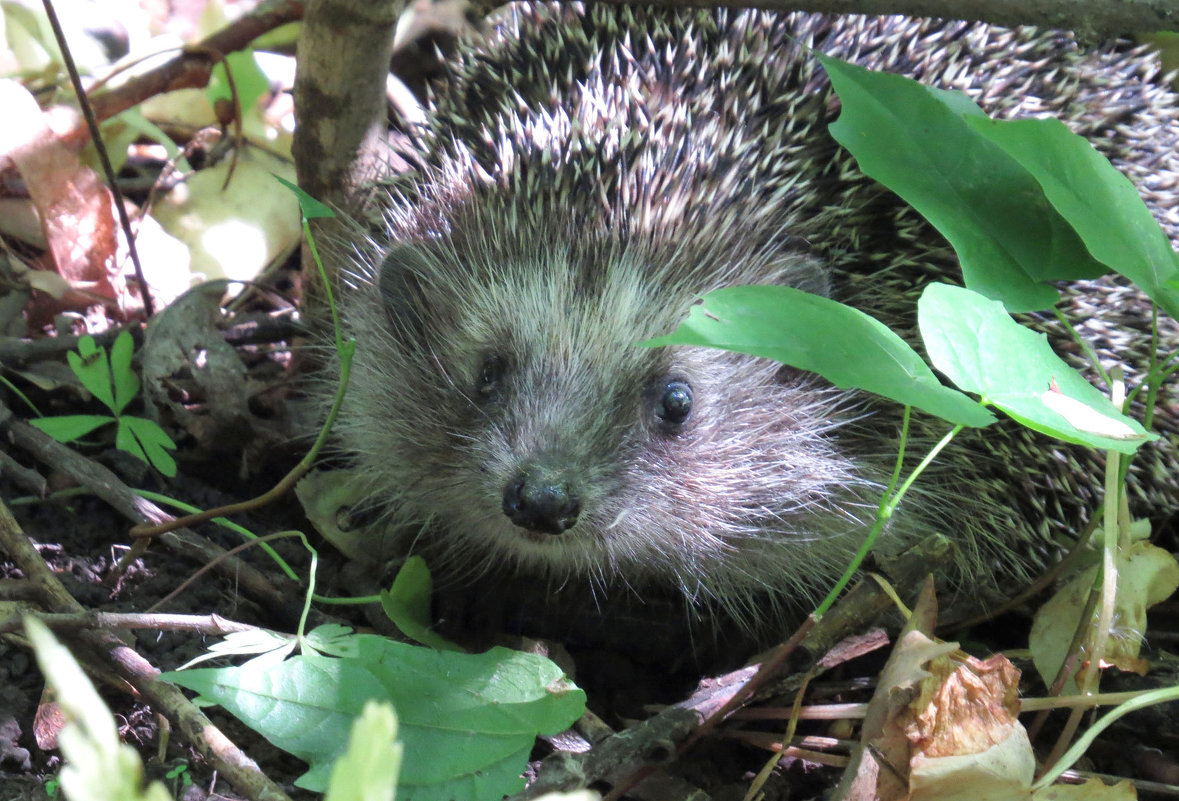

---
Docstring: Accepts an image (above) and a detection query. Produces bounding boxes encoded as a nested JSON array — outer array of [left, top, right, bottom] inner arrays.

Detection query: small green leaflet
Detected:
[[31, 331, 178, 475], [380, 556, 464, 652]]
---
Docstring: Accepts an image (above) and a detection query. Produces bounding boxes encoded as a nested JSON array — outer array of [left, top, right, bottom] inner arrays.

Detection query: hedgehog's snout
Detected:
[[503, 469, 582, 535]]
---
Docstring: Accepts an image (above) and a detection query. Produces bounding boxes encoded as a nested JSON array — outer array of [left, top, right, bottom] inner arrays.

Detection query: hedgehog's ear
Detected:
[[377, 244, 433, 341]]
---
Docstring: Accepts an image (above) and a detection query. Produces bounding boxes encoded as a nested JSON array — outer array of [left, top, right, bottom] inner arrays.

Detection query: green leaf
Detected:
[[30, 414, 115, 442], [962, 116, 1179, 320], [303, 624, 365, 657], [817, 53, 1106, 312], [380, 557, 464, 652], [918, 283, 1152, 453], [108, 108, 188, 171], [644, 285, 994, 428], [109, 331, 139, 416], [116, 417, 178, 476], [163, 635, 586, 800], [324, 701, 402, 801], [274, 174, 334, 219], [66, 336, 115, 410]]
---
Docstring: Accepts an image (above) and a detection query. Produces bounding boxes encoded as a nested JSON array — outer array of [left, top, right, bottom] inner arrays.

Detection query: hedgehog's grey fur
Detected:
[[331, 5, 1179, 626]]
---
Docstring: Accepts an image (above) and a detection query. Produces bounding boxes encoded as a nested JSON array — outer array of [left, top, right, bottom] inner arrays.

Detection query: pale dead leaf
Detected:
[[906, 652, 1033, 801], [904, 653, 1021, 758], [1030, 540, 1179, 694], [910, 727, 1034, 801], [1033, 777, 1137, 800], [296, 468, 406, 566], [837, 586, 953, 801], [151, 149, 299, 285], [836, 587, 1038, 801]]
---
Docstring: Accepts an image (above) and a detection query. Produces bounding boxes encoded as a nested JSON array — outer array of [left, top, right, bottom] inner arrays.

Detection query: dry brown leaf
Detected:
[[835, 584, 951, 801], [0, 79, 123, 319], [835, 585, 1038, 801], [906, 653, 1032, 801], [904, 653, 1022, 758]]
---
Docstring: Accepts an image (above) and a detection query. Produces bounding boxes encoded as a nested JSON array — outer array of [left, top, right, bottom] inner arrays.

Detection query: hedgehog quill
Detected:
[[329, 7, 1179, 627]]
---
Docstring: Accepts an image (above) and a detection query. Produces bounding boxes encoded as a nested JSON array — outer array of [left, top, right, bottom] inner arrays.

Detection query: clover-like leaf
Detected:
[[30, 414, 115, 442], [108, 330, 140, 416], [66, 336, 116, 410], [116, 416, 178, 476]]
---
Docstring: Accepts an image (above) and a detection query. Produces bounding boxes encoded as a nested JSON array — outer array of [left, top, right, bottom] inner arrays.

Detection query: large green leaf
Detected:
[[818, 52, 1106, 312], [644, 285, 993, 427], [963, 116, 1179, 319], [163, 635, 585, 800], [918, 283, 1152, 453]]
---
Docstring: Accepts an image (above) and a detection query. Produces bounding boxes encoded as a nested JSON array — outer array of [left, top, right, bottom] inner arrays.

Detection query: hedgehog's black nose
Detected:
[[503, 471, 581, 535]]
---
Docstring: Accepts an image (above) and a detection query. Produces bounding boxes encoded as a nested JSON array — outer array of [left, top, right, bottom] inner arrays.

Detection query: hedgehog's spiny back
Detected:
[[334, 6, 1179, 627]]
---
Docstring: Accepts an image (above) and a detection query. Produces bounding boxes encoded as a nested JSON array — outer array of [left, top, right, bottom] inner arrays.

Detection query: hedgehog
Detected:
[[328, 5, 1179, 629]]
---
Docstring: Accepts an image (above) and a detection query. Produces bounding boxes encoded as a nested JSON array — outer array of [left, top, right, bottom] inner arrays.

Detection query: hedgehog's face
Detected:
[[349, 240, 877, 600]]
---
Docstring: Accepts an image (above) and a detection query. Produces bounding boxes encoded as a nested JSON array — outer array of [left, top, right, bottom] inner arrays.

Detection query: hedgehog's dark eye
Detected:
[[656, 381, 692, 425], [477, 354, 506, 397]]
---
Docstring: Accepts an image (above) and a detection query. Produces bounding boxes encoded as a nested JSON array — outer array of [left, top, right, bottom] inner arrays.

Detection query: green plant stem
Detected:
[[811, 405, 911, 618], [1120, 304, 1162, 487], [0, 375, 43, 417], [127, 212, 356, 540], [813, 412, 965, 619], [1053, 306, 1111, 389], [1039, 373, 1125, 778], [889, 422, 966, 506], [1033, 683, 1179, 790], [134, 489, 298, 580], [302, 215, 346, 354], [295, 534, 317, 642], [314, 593, 383, 605], [1143, 303, 1160, 431]]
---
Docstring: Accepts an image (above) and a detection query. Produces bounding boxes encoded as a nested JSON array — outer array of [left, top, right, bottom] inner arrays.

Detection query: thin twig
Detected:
[[2, 401, 296, 613], [0, 497, 293, 801], [0, 611, 260, 636], [41, 0, 154, 316]]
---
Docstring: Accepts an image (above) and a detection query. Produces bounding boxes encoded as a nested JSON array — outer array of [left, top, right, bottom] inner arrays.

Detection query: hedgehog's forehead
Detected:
[[454, 247, 698, 357]]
